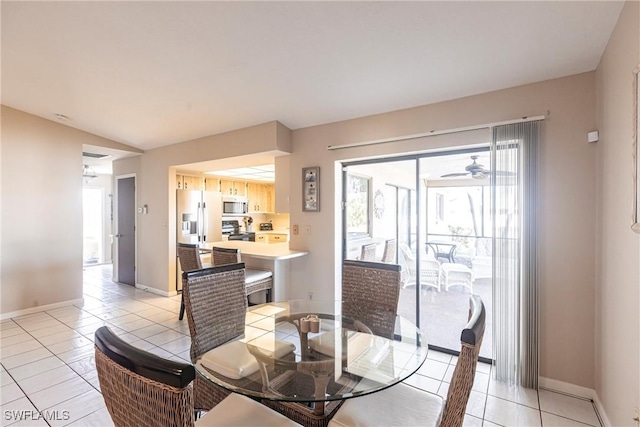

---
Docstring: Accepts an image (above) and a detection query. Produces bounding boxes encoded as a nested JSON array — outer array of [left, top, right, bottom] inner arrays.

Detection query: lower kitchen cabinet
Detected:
[[268, 233, 287, 243], [255, 233, 288, 243]]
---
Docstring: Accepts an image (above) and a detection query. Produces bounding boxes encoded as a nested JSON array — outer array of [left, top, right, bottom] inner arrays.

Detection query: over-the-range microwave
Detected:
[[222, 196, 248, 215]]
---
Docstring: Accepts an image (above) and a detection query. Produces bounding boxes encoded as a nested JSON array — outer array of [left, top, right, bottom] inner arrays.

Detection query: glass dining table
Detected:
[[193, 300, 428, 422]]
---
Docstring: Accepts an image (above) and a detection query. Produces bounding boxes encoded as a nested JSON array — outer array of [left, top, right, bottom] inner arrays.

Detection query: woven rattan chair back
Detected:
[[211, 246, 242, 266], [94, 326, 196, 427], [440, 295, 486, 427], [360, 243, 377, 261], [381, 239, 396, 263], [182, 264, 247, 361], [177, 243, 204, 321], [182, 264, 247, 411], [177, 243, 203, 271], [342, 260, 401, 339], [212, 247, 273, 303]]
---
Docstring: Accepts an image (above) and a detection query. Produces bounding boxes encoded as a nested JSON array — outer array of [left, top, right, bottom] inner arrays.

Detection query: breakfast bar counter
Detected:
[[201, 241, 308, 301]]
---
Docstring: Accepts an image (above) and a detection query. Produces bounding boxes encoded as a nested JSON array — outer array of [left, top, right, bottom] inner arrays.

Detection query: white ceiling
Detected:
[[2, 1, 623, 155]]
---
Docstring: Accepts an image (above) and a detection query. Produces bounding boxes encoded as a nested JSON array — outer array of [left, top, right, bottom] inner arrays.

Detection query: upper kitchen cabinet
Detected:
[[204, 177, 220, 192], [247, 183, 274, 213], [274, 156, 290, 213], [220, 179, 247, 197], [177, 174, 203, 190]]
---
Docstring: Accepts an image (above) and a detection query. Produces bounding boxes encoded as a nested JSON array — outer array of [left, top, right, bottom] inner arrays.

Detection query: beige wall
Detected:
[[595, 1, 640, 424], [112, 120, 291, 294], [288, 72, 598, 388], [0, 106, 134, 315]]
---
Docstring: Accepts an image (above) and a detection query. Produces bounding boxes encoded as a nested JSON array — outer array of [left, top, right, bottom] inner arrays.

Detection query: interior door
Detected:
[[117, 176, 136, 286]]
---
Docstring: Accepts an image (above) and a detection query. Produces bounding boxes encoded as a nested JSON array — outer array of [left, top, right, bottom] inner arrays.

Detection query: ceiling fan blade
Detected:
[[441, 172, 470, 178]]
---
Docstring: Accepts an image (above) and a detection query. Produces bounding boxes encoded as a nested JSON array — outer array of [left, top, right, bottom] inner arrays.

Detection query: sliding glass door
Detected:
[[342, 149, 493, 359]]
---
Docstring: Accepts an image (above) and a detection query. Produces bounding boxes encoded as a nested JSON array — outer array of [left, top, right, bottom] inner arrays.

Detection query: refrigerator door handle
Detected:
[[202, 202, 208, 242], [196, 201, 203, 242]]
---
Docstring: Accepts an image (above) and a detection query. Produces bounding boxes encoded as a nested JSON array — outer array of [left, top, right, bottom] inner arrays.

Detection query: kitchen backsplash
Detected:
[[246, 213, 290, 231]]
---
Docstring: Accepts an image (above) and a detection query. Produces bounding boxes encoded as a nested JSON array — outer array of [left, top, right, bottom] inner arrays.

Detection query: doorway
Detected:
[[342, 148, 493, 360], [116, 175, 136, 286], [83, 188, 104, 266]]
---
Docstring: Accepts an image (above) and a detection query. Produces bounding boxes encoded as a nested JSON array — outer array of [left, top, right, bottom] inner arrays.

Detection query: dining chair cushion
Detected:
[[197, 393, 302, 426], [200, 339, 295, 380], [309, 330, 389, 364], [245, 268, 273, 283], [327, 382, 444, 427]]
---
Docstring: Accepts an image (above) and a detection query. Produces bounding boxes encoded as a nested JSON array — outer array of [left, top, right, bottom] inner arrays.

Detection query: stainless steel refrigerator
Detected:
[[176, 190, 222, 291]]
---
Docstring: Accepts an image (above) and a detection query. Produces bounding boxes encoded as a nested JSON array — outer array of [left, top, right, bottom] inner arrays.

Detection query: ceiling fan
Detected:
[[440, 155, 513, 180]]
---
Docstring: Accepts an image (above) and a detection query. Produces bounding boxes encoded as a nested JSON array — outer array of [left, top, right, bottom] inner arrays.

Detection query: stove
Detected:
[[222, 220, 240, 235], [228, 232, 256, 242]]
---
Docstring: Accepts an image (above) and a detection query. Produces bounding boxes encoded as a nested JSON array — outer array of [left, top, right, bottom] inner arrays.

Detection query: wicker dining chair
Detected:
[[342, 259, 402, 339], [290, 259, 402, 426], [177, 243, 212, 320], [182, 264, 295, 412], [211, 246, 273, 303], [94, 326, 301, 427], [327, 295, 486, 427], [381, 239, 397, 263], [359, 243, 377, 261], [181, 264, 247, 411]]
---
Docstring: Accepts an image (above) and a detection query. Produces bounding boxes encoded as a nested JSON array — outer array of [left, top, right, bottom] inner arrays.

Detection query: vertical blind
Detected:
[[491, 121, 539, 388]]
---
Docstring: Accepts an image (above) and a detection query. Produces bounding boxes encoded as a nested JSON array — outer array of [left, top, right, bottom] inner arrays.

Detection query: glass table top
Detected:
[[193, 300, 427, 409]]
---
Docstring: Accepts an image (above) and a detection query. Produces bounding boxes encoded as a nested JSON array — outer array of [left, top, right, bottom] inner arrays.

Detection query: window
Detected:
[[346, 173, 371, 236]]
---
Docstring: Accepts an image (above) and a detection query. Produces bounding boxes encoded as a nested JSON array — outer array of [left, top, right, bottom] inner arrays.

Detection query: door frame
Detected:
[[114, 173, 137, 285]]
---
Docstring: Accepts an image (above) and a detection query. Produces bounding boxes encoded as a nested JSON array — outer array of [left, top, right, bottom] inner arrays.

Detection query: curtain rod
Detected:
[[326, 113, 548, 151]]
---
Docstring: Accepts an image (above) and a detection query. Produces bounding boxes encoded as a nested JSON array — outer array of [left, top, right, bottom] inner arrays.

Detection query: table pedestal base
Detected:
[[263, 399, 344, 427]]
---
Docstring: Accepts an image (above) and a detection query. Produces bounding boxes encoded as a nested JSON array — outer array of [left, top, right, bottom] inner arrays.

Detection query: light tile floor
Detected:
[[0, 265, 603, 426]]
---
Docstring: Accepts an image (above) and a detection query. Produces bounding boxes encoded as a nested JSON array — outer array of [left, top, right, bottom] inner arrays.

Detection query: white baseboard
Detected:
[[539, 376, 611, 427], [135, 283, 177, 297], [0, 298, 85, 320]]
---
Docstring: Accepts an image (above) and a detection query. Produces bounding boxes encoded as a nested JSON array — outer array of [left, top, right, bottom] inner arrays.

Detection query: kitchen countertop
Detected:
[[254, 230, 289, 235], [201, 241, 307, 260]]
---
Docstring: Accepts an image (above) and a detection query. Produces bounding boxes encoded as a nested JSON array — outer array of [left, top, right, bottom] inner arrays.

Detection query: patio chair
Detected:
[[328, 295, 486, 427], [94, 326, 300, 427], [177, 243, 212, 320], [211, 246, 273, 304], [360, 242, 377, 261], [181, 264, 295, 411], [381, 239, 397, 263], [399, 243, 441, 292]]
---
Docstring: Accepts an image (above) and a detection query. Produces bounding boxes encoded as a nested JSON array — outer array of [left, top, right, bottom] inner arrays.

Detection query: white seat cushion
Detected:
[[328, 382, 444, 427], [200, 339, 294, 379], [245, 268, 272, 283], [197, 393, 301, 426], [309, 329, 373, 359], [309, 330, 389, 364]]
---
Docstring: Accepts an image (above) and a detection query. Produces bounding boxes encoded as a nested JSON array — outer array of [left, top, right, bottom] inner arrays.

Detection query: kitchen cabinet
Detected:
[[176, 174, 203, 190], [268, 233, 288, 243], [204, 178, 220, 192], [255, 232, 288, 243], [247, 183, 274, 213], [220, 179, 246, 197]]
